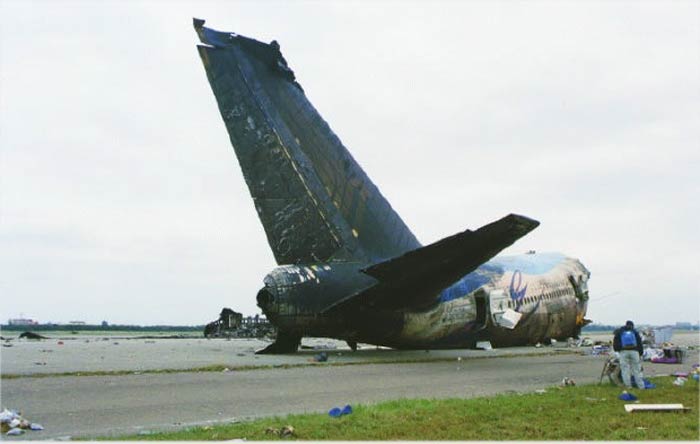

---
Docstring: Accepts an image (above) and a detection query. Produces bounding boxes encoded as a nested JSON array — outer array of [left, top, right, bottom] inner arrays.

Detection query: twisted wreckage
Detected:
[[193, 19, 592, 354]]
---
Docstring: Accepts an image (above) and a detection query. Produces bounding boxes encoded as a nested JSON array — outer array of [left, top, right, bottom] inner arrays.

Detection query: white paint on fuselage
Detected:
[[400, 254, 590, 344]]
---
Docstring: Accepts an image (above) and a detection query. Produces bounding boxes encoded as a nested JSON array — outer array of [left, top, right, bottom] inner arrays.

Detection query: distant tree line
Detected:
[[0, 324, 204, 332], [583, 323, 699, 332], [582, 324, 619, 332]]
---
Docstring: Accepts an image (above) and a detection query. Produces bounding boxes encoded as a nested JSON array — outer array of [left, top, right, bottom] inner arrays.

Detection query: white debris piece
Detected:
[[476, 341, 493, 350], [0, 408, 43, 434], [625, 404, 686, 413], [0, 410, 15, 423], [494, 309, 522, 329], [651, 327, 673, 346]]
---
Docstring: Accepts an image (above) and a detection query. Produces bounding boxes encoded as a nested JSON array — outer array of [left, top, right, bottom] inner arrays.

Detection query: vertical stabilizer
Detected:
[[194, 19, 420, 264]]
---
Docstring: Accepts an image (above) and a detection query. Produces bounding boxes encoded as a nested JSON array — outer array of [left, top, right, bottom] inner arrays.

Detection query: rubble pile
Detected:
[[0, 408, 43, 436], [204, 309, 276, 338]]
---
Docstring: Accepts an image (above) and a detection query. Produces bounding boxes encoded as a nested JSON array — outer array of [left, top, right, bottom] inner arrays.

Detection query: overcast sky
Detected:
[[1, 0, 698, 327]]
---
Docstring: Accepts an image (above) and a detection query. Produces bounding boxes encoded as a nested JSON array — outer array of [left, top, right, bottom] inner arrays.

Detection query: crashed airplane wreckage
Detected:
[[193, 19, 592, 354]]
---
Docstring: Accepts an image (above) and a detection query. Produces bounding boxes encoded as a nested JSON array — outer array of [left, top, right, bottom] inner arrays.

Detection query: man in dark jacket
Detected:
[[613, 320, 645, 389]]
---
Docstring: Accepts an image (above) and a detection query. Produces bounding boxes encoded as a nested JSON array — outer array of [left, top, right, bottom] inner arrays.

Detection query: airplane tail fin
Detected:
[[194, 19, 421, 264]]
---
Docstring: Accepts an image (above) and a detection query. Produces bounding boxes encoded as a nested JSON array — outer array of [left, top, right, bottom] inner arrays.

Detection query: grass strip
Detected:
[[1, 349, 576, 379], [98, 376, 699, 441]]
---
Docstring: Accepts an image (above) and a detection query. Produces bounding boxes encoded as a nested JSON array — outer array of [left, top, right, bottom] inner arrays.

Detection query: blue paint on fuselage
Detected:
[[438, 252, 566, 303], [489, 252, 566, 275]]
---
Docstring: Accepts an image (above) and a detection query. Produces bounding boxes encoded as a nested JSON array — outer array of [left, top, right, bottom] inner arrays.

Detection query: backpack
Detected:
[[620, 330, 637, 349]]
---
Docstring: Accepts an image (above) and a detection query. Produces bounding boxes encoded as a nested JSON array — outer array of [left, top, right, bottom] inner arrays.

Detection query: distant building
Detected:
[[68, 321, 86, 325], [8, 318, 38, 326], [675, 322, 693, 330]]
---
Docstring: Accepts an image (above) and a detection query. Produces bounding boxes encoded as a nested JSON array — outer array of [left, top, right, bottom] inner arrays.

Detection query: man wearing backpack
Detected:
[[613, 320, 645, 389]]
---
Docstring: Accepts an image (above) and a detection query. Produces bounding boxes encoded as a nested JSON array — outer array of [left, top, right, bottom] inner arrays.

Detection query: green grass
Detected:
[[103, 376, 699, 441]]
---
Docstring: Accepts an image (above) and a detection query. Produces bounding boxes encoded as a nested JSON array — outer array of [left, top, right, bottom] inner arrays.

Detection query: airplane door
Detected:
[[489, 289, 508, 322]]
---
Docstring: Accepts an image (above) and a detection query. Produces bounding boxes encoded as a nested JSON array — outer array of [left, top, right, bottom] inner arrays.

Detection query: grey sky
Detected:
[[1, 0, 698, 326]]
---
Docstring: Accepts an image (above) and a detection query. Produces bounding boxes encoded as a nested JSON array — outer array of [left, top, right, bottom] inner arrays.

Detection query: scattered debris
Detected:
[[561, 377, 576, 387], [19, 331, 48, 340], [312, 352, 328, 362], [534, 389, 547, 394], [673, 377, 687, 386], [618, 391, 638, 401], [280, 425, 295, 437], [265, 425, 295, 437], [647, 327, 673, 346], [329, 404, 353, 417], [34, 362, 47, 366], [57, 341, 64, 345], [205, 309, 275, 338], [476, 341, 493, 350], [0, 409, 43, 435], [590, 345, 611, 355], [625, 404, 690, 413], [2, 343, 12, 348], [650, 347, 684, 364], [599, 355, 623, 386]]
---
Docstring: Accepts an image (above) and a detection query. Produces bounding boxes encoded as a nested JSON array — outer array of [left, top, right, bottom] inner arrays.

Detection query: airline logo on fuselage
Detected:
[[509, 270, 527, 311]]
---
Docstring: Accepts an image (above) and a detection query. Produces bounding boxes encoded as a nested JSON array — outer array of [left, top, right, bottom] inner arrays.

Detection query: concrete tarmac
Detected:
[[2, 338, 697, 440], [4, 331, 697, 376]]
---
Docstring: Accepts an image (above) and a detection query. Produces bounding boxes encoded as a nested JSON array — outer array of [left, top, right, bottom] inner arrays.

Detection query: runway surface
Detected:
[[4, 331, 697, 376], [2, 338, 697, 440]]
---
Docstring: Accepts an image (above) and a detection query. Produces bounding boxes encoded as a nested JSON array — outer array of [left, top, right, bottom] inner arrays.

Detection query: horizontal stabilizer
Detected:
[[322, 214, 539, 313]]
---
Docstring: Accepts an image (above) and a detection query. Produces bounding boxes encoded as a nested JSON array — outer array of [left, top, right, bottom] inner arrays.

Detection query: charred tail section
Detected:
[[194, 19, 421, 265]]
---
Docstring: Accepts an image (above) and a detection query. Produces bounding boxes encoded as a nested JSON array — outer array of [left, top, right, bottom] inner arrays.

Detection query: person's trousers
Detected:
[[619, 349, 645, 389]]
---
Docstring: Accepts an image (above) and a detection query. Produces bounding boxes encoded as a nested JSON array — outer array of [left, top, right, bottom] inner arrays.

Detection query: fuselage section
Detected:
[[257, 252, 590, 349]]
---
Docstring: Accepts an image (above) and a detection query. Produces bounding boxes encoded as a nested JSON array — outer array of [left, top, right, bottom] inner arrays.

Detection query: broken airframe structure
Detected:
[[203, 308, 274, 338], [193, 19, 591, 354]]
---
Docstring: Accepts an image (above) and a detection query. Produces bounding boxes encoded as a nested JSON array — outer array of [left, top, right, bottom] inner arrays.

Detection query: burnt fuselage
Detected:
[[194, 20, 591, 353], [257, 252, 590, 349]]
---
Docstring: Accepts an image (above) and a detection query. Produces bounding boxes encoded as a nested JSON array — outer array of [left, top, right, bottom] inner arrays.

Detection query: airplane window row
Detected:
[[506, 287, 573, 308]]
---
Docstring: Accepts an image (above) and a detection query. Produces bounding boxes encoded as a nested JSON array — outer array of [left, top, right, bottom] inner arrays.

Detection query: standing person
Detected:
[[613, 320, 645, 389]]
